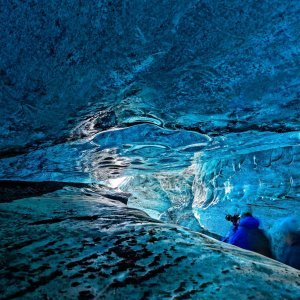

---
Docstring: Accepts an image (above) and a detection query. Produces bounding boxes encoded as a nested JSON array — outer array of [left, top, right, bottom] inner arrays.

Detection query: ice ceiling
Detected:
[[1, 0, 300, 235]]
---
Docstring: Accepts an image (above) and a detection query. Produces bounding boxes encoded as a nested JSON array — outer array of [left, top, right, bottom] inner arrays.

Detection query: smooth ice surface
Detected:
[[1, 0, 300, 298]]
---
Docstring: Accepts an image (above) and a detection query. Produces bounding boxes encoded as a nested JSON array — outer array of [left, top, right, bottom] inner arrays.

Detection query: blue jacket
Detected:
[[227, 216, 272, 257], [222, 226, 238, 243]]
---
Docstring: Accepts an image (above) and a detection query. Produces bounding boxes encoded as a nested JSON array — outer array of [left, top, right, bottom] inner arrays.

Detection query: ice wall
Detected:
[[193, 131, 300, 236]]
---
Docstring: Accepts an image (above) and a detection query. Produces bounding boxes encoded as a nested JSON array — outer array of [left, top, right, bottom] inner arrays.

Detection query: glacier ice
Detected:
[[1, 0, 300, 298], [1, 187, 299, 299]]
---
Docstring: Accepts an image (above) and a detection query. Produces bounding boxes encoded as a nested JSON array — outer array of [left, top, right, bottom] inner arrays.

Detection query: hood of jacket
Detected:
[[239, 216, 260, 229]]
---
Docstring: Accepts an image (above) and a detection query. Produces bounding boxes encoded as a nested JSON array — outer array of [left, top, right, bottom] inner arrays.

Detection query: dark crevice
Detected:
[[0, 180, 129, 204], [0, 180, 89, 202]]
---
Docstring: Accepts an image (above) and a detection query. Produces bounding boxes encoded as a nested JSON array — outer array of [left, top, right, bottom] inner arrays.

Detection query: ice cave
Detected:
[[0, 1, 300, 299]]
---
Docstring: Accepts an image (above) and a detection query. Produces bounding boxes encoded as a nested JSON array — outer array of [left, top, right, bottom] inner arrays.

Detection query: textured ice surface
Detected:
[[1, 188, 299, 299], [1, 0, 300, 150], [193, 131, 300, 236], [1, 0, 300, 298]]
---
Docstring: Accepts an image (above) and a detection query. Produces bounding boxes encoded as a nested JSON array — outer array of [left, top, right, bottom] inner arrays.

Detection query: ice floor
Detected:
[[1, 187, 299, 299]]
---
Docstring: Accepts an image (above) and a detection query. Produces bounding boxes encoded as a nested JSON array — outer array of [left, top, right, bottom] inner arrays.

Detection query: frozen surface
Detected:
[[1, 0, 300, 150], [1, 188, 299, 299], [192, 131, 300, 236], [1, 0, 300, 298]]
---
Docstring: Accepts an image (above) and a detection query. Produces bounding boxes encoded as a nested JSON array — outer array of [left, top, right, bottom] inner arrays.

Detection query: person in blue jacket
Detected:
[[224, 212, 272, 258]]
